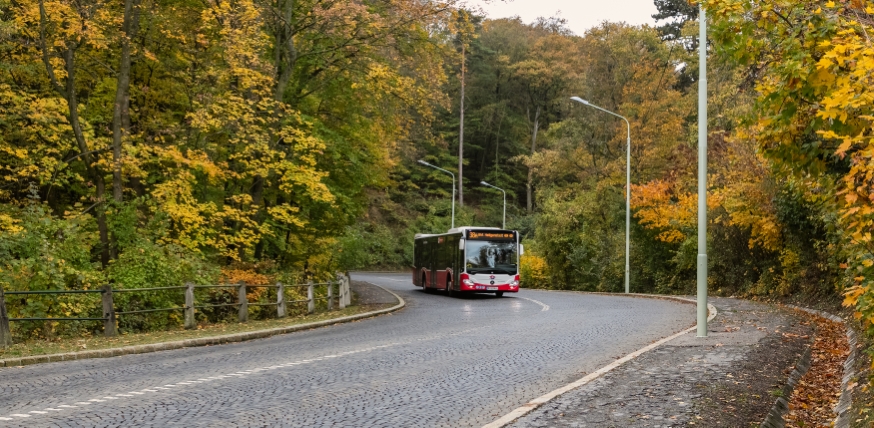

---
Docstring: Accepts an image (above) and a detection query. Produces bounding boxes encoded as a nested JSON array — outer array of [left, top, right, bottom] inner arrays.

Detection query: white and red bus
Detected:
[[412, 227, 522, 297]]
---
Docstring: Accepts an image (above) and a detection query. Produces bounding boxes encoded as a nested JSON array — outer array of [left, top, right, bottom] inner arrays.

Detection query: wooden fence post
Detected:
[[307, 281, 314, 314], [337, 277, 345, 310], [0, 287, 11, 347], [102, 284, 117, 337], [238, 282, 248, 323], [277, 282, 287, 318], [344, 274, 352, 306], [184, 282, 195, 329], [328, 280, 334, 311]]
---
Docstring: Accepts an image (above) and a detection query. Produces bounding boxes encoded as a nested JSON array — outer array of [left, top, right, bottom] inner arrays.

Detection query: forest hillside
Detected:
[[0, 0, 872, 379]]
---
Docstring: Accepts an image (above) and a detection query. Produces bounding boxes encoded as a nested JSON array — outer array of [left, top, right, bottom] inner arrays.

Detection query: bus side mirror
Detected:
[[459, 239, 465, 250], [519, 244, 524, 256]]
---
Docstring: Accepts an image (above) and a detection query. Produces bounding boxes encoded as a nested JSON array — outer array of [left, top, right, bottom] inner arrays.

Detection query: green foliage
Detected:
[[652, 0, 699, 43], [534, 184, 625, 292], [0, 200, 104, 339], [337, 224, 407, 271]]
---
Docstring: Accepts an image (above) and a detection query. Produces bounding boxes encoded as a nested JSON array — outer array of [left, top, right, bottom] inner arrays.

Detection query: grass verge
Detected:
[[0, 303, 393, 360]]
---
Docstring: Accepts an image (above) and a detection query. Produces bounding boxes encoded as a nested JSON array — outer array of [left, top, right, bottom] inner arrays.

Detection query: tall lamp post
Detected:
[[418, 160, 456, 229], [697, 3, 709, 338], [570, 96, 631, 294], [480, 181, 506, 229]]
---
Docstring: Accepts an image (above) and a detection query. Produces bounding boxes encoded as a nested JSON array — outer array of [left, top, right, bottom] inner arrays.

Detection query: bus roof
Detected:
[[414, 226, 509, 240], [447, 226, 502, 234]]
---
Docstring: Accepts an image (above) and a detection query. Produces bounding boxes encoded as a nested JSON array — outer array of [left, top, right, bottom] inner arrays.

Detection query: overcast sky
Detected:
[[467, 0, 659, 35]]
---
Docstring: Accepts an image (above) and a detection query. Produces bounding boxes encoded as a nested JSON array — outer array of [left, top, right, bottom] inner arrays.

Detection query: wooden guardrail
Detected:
[[0, 274, 352, 346]]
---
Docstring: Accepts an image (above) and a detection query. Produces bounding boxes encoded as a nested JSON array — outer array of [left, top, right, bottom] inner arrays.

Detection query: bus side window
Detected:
[[448, 237, 457, 279], [422, 241, 431, 271]]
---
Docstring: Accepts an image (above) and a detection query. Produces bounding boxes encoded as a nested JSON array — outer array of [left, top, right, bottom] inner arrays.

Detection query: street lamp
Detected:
[[418, 160, 456, 229], [570, 96, 631, 295], [697, 3, 709, 338], [480, 181, 506, 229]]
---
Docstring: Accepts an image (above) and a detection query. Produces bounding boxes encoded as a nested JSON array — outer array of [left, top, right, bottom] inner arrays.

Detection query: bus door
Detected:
[[446, 235, 458, 288], [435, 236, 454, 288], [423, 238, 434, 287]]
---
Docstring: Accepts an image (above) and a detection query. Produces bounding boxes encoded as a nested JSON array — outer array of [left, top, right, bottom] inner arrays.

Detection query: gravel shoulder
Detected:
[[510, 297, 815, 427]]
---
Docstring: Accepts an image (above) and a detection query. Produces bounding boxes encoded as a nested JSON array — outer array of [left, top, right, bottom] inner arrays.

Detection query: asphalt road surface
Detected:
[[0, 273, 695, 427]]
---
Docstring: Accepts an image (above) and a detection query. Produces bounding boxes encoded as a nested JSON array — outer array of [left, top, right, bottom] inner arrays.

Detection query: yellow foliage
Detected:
[[706, 0, 874, 328], [0, 213, 23, 234], [520, 254, 549, 288]]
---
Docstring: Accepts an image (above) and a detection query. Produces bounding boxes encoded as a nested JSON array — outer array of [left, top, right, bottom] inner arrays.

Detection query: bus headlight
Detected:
[[510, 275, 520, 287], [460, 273, 475, 287]]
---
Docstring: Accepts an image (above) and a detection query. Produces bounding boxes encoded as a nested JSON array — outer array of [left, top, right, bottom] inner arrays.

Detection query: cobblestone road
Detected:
[[0, 273, 695, 427]]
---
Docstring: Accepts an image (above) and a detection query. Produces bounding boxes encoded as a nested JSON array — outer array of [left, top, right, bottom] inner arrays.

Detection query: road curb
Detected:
[[0, 283, 405, 369], [759, 305, 858, 428], [483, 291, 717, 428]]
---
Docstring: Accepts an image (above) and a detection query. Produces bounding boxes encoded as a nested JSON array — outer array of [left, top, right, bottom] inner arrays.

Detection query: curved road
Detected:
[[0, 273, 694, 427]]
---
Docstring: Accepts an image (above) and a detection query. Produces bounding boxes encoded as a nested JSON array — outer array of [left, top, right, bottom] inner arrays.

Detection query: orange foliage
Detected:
[[632, 180, 697, 243], [220, 268, 273, 285]]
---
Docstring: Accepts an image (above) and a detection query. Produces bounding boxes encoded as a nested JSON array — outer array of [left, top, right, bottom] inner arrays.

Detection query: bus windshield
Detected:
[[465, 241, 518, 275]]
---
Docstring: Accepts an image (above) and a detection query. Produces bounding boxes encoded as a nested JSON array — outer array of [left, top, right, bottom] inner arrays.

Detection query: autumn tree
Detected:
[[652, 0, 698, 43], [0, 0, 465, 333], [703, 0, 874, 333]]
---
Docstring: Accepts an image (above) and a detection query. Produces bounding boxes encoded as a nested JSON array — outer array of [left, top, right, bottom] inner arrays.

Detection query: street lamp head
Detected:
[[570, 96, 589, 105], [417, 159, 430, 167], [480, 181, 490, 186]]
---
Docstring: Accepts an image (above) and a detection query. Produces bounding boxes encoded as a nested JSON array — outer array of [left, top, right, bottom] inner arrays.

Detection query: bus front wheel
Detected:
[[495, 291, 504, 297]]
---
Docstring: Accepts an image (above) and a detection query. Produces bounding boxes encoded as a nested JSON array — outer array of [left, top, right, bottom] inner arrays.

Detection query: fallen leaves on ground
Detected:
[[784, 312, 848, 427]]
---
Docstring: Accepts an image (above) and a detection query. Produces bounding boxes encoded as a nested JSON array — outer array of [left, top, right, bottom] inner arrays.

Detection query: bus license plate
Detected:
[[487, 287, 498, 290]]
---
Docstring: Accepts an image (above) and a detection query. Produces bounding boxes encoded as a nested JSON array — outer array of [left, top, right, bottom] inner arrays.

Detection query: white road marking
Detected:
[[483, 302, 718, 428], [0, 417, 13, 420], [28, 411, 47, 414], [377, 277, 408, 282], [88, 399, 105, 402], [74, 402, 91, 405], [518, 296, 550, 312], [45, 408, 63, 411], [12, 332, 456, 420]]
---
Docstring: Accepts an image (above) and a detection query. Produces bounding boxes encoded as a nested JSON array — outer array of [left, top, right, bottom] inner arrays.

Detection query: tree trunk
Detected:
[[527, 106, 540, 212], [248, 174, 266, 261], [65, 49, 111, 267], [274, 0, 297, 103], [111, 0, 141, 202], [458, 44, 465, 207], [39, 0, 111, 266]]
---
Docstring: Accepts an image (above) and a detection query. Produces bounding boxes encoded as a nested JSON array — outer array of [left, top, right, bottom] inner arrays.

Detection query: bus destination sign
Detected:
[[467, 231, 515, 241]]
